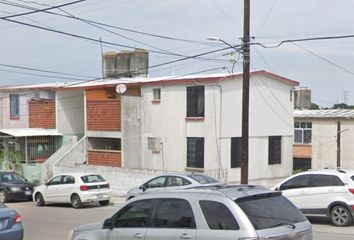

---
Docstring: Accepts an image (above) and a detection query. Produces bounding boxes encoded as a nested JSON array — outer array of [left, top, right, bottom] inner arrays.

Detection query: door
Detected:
[[44, 175, 64, 202], [108, 199, 154, 240], [61, 175, 76, 203], [279, 175, 311, 209], [197, 200, 251, 240], [145, 198, 197, 240]]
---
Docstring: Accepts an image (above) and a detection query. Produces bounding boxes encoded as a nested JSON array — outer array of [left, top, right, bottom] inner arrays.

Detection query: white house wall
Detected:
[[140, 74, 294, 182], [56, 90, 85, 136]]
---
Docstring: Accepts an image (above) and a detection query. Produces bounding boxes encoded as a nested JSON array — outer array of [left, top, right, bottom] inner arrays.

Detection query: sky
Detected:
[[1, 0, 354, 107]]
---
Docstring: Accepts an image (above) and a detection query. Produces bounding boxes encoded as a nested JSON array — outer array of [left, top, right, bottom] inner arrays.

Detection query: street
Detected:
[[6, 201, 354, 240]]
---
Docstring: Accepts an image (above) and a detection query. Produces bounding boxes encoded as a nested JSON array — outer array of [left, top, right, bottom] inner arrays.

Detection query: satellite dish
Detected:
[[116, 83, 127, 94]]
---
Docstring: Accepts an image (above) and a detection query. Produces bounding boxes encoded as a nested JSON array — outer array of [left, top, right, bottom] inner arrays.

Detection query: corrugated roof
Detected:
[[0, 128, 63, 137], [294, 109, 354, 119]]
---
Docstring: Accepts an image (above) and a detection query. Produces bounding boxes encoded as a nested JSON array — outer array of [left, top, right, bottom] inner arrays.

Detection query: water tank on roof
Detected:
[[103, 52, 118, 78], [115, 51, 131, 77], [294, 88, 311, 109], [130, 49, 149, 77]]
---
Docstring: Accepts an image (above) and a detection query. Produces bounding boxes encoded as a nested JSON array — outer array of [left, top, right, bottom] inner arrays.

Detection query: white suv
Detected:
[[273, 169, 354, 226]]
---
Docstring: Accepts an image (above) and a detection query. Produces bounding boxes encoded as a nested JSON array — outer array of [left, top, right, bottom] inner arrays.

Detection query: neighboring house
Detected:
[[294, 109, 354, 171], [0, 70, 298, 185]]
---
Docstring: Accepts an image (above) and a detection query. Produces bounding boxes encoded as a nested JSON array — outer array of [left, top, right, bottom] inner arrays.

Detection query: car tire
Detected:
[[99, 200, 110, 206], [330, 205, 353, 227], [71, 194, 83, 209], [35, 193, 45, 206], [0, 190, 8, 203]]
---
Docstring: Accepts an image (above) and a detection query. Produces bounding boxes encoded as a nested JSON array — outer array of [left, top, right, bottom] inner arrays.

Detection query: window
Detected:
[[268, 136, 281, 165], [231, 137, 242, 168], [10, 94, 20, 118], [148, 138, 161, 152], [236, 194, 307, 230], [88, 138, 121, 151], [165, 176, 191, 187], [153, 88, 161, 101], [153, 199, 195, 229], [81, 174, 105, 183], [27, 136, 59, 162], [279, 175, 310, 190], [187, 137, 204, 168], [48, 176, 62, 186], [293, 158, 311, 171], [200, 201, 239, 230], [62, 175, 75, 184], [310, 174, 344, 187], [294, 122, 312, 144], [186, 86, 204, 117], [188, 174, 218, 184], [145, 177, 166, 189], [115, 200, 154, 228]]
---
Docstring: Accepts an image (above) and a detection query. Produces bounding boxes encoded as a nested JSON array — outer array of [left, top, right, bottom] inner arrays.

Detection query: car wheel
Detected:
[[99, 200, 110, 206], [35, 193, 45, 206], [71, 194, 83, 209], [0, 190, 8, 203], [330, 205, 353, 227]]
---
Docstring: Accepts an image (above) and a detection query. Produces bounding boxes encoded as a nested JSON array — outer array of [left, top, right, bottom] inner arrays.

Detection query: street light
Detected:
[[207, 36, 250, 184]]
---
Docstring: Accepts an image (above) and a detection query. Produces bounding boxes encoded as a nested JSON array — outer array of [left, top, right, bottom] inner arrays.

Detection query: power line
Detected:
[[256, 0, 278, 34]]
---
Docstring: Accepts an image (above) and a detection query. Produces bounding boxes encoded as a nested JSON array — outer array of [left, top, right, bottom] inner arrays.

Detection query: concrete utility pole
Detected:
[[337, 121, 341, 168], [241, 0, 250, 184]]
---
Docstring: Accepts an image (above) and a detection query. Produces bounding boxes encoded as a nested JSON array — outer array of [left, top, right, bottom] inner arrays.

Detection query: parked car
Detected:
[[69, 185, 312, 240], [33, 173, 112, 209], [0, 203, 23, 240], [273, 169, 354, 226], [126, 173, 221, 200], [0, 171, 33, 203]]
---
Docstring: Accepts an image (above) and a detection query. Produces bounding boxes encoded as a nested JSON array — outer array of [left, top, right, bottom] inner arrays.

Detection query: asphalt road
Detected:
[[6, 202, 354, 240]]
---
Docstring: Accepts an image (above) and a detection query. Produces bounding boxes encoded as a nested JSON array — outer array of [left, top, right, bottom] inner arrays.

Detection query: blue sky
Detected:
[[1, 0, 354, 107]]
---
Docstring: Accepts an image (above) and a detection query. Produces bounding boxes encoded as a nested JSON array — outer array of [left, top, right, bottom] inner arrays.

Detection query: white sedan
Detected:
[[33, 173, 112, 208]]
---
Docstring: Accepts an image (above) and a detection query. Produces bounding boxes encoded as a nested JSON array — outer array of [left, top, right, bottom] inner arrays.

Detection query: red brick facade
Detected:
[[29, 100, 56, 129], [88, 151, 122, 167], [87, 100, 121, 131]]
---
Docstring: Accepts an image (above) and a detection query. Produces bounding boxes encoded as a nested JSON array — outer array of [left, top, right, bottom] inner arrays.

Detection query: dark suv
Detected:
[[0, 171, 33, 203]]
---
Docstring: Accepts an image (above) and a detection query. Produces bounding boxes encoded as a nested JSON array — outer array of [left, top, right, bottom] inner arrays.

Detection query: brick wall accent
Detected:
[[87, 99, 121, 131], [29, 100, 56, 129], [293, 144, 312, 158], [88, 151, 122, 167]]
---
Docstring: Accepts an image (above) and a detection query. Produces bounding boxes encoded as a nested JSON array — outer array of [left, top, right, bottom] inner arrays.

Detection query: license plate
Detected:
[[25, 191, 32, 195]]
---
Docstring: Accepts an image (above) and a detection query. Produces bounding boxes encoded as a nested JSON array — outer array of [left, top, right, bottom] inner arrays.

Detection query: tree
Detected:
[[310, 103, 320, 110], [0, 150, 22, 173]]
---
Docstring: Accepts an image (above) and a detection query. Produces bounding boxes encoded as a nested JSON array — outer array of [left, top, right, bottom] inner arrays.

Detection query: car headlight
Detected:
[[10, 187, 21, 192]]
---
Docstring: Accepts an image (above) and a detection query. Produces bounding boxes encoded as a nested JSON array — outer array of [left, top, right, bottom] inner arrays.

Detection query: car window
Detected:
[[62, 175, 75, 184], [188, 174, 218, 184], [81, 174, 105, 183], [48, 176, 62, 186], [310, 174, 344, 187], [165, 176, 191, 187], [145, 177, 166, 189], [152, 199, 195, 229], [115, 200, 154, 228], [236, 194, 307, 230], [0, 173, 26, 184], [200, 200, 239, 230], [279, 175, 310, 190]]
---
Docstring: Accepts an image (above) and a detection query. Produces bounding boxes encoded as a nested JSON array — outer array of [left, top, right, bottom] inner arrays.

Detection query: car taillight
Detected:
[[349, 189, 354, 194], [14, 212, 21, 223], [80, 185, 89, 191]]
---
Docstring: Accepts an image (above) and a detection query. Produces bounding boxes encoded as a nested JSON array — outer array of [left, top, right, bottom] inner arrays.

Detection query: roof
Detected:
[[295, 109, 354, 119], [0, 70, 299, 91], [0, 128, 63, 137]]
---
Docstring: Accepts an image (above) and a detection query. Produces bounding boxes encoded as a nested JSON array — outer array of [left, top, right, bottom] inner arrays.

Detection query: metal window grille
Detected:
[[27, 136, 59, 162], [294, 122, 312, 144]]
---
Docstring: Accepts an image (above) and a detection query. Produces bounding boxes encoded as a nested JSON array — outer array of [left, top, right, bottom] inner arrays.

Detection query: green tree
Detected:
[[310, 103, 320, 110], [0, 150, 23, 173]]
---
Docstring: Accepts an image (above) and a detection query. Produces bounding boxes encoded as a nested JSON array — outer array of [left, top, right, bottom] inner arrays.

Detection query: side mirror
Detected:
[[140, 185, 147, 192], [274, 187, 280, 191], [103, 218, 114, 230]]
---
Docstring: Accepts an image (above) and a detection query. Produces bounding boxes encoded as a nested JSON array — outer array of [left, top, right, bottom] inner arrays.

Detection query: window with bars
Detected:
[[88, 138, 121, 151], [268, 136, 281, 165], [187, 137, 204, 168], [186, 86, 204, 117], [294, 122, 312, 144], [153, 88, 161, 101], [231, 137, 242, 168]]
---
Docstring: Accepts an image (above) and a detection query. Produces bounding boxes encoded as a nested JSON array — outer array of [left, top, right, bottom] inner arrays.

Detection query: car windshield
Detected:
[[236, 193, 307, 230], [0, 173, 27, 184], [188, 174, 218, 184], [81, 174, 105, 183]]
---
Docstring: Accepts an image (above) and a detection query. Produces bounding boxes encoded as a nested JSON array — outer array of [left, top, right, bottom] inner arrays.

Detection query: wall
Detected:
[[139, 74, 294, 182], [88, 151, 122, 167], [29, 100, 56, 129], [1, 92, 30, 128], [293, 144, 312, 158], [56, 90, 85, 136]]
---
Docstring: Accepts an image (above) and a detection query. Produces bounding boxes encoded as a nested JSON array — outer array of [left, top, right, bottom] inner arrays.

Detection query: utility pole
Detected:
[[337, 121, 341, 168], [241, 0, 250, 184]]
